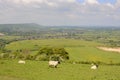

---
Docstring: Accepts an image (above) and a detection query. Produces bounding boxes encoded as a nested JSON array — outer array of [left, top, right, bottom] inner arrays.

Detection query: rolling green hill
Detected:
[[0, 24, 120, 80], [5, 39, 120, 64], [0, 60, 120, 80], [0, 23, 43, 33]]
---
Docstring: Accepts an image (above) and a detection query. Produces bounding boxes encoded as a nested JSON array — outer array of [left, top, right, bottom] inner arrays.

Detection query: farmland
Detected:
[[0, 39, 120, 80], [4, 39, 120, 64], [0, 60, 120, 80], [0, 24, 120, 80]]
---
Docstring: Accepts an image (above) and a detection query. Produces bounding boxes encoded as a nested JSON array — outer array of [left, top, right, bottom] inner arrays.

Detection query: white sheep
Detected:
[[91, 63, 98, 70], [18, 60, 26, 64], [49, 61, 60, 68]]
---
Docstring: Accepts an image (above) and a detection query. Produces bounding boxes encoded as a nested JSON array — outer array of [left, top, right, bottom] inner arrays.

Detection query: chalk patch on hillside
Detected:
[[98, 47, 120, 53]]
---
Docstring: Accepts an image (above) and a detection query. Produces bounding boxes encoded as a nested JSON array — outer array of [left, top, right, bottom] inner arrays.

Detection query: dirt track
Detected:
[[98, 47, 120, 53]]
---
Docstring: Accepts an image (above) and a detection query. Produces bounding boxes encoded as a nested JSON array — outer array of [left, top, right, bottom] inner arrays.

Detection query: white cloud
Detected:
[[115, 0, 120, 8], [22, 0, 44, 4], [58, 0, 76, 3], [11, 0, 44, 4], [0, 0, 120, 26], [44, 1, 58, 7], [84, 0, 99, 5], [66, 0, 76, 3], [106, 3, 114, 9], [10, 0, 58, 7]]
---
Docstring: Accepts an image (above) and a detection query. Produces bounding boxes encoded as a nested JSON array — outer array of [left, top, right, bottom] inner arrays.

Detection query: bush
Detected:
[[35, 54, 49, 61], [37, 47, 69, 61], [0, 53, 9, 59], [26, 54, 36, 60]]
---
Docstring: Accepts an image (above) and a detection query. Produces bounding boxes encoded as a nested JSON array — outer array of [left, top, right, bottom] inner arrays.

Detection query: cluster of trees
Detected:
[[1, 23, 120, 47], [0, 39, 9, 51], [36, 47, 69, 61], [0, 47, 69, 61], [18, 29, 120, 47], [0, 39, 25, 52]]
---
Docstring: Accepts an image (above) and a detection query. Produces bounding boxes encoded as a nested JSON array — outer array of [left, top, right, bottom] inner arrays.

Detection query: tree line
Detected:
[[0, 46, 69, 61]]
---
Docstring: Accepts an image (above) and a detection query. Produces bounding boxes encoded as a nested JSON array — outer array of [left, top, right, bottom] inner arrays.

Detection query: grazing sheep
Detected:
[[91, 63, 98, 70], [49, 61, 60, 68], [18, 60, 25, 64]]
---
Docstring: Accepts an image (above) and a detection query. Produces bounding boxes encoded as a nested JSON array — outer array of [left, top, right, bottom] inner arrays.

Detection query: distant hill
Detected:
[[0, 23, 43, 33]]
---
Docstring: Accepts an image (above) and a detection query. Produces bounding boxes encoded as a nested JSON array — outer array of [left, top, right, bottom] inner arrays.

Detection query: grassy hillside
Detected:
[[0, 24, 120, 47], [5, 39, 102, 51], [66, 47, 120, 64], [1, 24, 120, 80], [0, 60, 120, 80], [5, 39, 120, 64]]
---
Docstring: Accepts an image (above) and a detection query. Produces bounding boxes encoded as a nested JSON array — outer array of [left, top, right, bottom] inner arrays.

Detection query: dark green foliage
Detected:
[[0, 47, 69, 61], [37, 47, 69, 61], [0, 39, 8, 50], [9, 51, 19, 59], [25, 54, 36, 60], [0, 53, 9, 59]]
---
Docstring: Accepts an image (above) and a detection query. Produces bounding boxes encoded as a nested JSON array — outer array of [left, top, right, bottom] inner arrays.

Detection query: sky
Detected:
[[0, 0, 120, 26]]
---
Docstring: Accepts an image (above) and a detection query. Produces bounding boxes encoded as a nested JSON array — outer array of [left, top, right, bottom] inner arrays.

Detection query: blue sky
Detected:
[[98, 0, 116, 4], [0, 0, 120, 26]]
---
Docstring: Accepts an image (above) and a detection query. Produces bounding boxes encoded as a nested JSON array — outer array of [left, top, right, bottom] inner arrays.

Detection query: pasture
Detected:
[[5, 39, 120, 64], [0, 60, 120, 80], [1, 39, 120, 80], [5, 39, 102, 51]]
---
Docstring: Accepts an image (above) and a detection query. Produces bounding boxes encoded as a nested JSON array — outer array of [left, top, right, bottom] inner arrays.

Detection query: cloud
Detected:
[[115, 0, 120, 8], [0, 0, 120, 26], [84, 0, 99, 5], [58, 0, 76, 3], [10, 0, 43, 4]]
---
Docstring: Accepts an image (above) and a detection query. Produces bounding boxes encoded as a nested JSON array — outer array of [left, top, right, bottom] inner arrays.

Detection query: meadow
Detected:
[[0, 39, 120, 80], [0, 60, 120, 80], [5, 39, 120, 64]]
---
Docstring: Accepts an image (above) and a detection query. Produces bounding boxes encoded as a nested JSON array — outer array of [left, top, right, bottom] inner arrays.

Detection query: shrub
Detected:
[[0, 53, 9, 58], [37, 47, 69, 61], [26, 54, 36, 60], [35, 54, 49, 61]]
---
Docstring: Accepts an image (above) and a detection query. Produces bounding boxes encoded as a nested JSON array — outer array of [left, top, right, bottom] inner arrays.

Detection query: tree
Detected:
[[36, 47, 69, 61]]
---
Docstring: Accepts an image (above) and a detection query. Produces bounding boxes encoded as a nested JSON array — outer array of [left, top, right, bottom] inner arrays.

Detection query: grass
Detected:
[[5, 39, 102, 51], [0, 60, 120, 80], [66, 47, 120, 64], [0, 36, 21, 40], [1, 39, 120, 80], [5, 39, 120, 64]]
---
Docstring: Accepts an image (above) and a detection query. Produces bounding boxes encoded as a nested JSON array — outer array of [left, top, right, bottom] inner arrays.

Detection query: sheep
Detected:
[[91, 63, 98, 70], [49, 60, 60, 68], [18, 60, 26, 64]]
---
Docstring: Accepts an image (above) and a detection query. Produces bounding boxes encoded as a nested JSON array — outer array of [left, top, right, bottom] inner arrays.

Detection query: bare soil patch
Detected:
[[98, 47, 120, 53]]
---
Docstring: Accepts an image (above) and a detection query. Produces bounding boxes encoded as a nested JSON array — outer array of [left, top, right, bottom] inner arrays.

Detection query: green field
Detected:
[[0, 60, 120, 80], [5, 39, 102, 50], [5, 39, 120, 64], [66, 47, 120, 64], [0, 39, 120, 80]]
